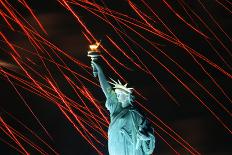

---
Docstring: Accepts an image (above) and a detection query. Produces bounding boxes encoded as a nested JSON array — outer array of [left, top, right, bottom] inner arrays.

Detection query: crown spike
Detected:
[[108, 81, 115, 85], [109, 78, 117, 84], [108, 78, 133, 94]]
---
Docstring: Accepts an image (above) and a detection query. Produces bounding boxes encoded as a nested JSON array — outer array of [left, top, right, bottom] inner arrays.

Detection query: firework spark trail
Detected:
[[73, 0, 195, 50], [142, 48, 232, 139], [71, 0, 155, 29], [47, 80, 105, 147], [174, 0, 232, 71], [1, 27, 98, 94], [141, 0, 232, 110], [0, 126, 27, 155], [106, 36, 148, 72], [148, 120, 197, 155], [0, 118, 52, 155], [173, 1, 232, 56], [2, 63, 109, 139], [1, 110, 59, 155], [135, 0, 232, 79], [8, 50, 102, 136], [215, 0, 232, 14], [0, 0, 44, 52], [224, 0, 232, 5], [29, 35, 97, 124], [173, 1, 232, 103], [75, 113, 108, 139], [47, 79, 104, 154], [90, 0, 149, 73], [64, 75, 108, 127], [1, 69, 108, 131], [4, 0, 41, 36], [4, 2, 55, 76], [161, 0, 209, 39], [111, 17, 231, 116], [18, 0, 47, 34], [50, 57, 109, 135], [1, 67, 108, 143], [137, 101, 200, 155], [73, 0, 232, 80], [21, 13, 92, 80], [131, 15, 232, 134], [198, 0, 232, 44], [99, 41, 133, 71], [0, 37, 89, 78], [81, 87, 109, 138], [177, 1, 232, 70], [6, 55, 106, 145], [176, 0, 197, 25], [153, 131, 180, 155], [84, 2, 177, 44], [0, 136, 25, 155], [1, 64, 53, 141], [0, 32, 20, 57], [11, 75, 108, 132], [0, 9, 90, 70], [82, 86, 109, 124], [166, 0, 232, 52], [1, 0, 45, 36], [0, 117, 29, 155], [1, 125, 49, 155], [0, 10, 15, 30], [132, 1, 231, 112]]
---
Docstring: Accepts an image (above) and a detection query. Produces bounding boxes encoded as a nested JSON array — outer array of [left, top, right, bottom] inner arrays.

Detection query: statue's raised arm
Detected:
[[91, 61, 112, 97]]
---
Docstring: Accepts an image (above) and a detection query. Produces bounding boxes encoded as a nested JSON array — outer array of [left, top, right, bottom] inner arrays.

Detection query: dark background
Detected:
[[0, 0, 231, 154]]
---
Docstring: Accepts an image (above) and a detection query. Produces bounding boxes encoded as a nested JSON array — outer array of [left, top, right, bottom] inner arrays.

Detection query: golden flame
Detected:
[[89, 41, 100, 51]]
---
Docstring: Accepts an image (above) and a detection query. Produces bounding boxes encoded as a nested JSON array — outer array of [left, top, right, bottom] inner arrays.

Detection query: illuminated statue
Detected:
[[88, 43, 155, 155]]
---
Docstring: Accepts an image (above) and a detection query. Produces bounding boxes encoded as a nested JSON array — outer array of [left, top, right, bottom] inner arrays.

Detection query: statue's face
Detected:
[[115, 89, 130, 108]]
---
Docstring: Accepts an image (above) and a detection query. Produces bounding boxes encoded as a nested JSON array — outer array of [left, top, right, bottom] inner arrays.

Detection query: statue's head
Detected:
[[109, 78, 134, 108]]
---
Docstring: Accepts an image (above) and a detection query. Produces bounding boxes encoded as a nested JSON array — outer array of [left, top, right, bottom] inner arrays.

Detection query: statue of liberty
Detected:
[[88, 42, 155, 155]]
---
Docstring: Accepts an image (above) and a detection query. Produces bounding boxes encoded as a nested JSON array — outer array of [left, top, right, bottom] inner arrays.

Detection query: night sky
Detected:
[[0, 0, 231, 154]]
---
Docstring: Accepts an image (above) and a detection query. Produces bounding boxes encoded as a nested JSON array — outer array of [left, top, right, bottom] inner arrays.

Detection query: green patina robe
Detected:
[[106, 90, 155, 155]]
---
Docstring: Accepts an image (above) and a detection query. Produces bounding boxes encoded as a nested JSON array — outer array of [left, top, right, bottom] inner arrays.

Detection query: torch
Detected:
[[87, 41, 101, 77]]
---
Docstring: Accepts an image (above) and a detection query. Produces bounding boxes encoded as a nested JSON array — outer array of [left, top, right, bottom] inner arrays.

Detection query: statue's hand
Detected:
[[91, 61, 101, 72], [91, 61, 102, 77]]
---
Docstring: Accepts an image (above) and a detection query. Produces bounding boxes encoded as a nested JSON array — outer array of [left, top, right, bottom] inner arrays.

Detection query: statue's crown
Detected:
[[109, 78, 133, 94]]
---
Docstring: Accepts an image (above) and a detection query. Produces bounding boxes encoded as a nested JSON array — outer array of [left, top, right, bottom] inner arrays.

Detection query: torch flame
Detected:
[[89, 41, 101, 51]]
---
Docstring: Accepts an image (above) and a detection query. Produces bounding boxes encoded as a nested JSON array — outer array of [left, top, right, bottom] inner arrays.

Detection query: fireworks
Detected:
[[0, 0, 231, 154]]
